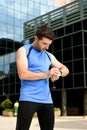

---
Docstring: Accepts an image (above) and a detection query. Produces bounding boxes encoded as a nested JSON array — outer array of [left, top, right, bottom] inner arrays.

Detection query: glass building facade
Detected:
[[0, 0, 74, 97], [24, 0, 87, 90], [0, 0, 59, 97], [24, 0, 87, 115], [0, 0, 56, 42], [0, 0, 77, 115], [0, 0, 74, 41]]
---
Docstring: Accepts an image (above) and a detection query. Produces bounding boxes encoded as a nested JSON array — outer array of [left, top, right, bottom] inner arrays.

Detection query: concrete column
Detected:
[[62, 89, 67, 116]]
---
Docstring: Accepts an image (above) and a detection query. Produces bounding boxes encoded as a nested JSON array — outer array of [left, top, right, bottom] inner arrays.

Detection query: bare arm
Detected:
[[51, 54, 69, 77], [16, 47, 59, 80]]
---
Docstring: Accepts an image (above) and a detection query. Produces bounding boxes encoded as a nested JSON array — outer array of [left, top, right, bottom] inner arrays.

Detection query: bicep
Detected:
[[16, 47, 28, 74], [51, 54, 63, 69]]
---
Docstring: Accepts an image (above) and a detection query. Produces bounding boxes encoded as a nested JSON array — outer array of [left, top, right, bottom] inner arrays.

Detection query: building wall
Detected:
[[0, 0, 75, 41], [0, 0, 84, 115], [0, 38, 22, 96], [0, 0, 75, 97], [24, 0, 87, 115], [0, 0, 55, 42], [50, 19, 87, 115]]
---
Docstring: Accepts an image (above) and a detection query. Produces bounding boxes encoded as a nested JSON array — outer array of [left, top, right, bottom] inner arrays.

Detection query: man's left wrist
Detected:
[[60, 70, 62, 76]]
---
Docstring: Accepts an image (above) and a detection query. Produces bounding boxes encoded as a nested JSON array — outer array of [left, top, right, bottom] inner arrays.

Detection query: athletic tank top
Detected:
[[19, 44, 53, 104]]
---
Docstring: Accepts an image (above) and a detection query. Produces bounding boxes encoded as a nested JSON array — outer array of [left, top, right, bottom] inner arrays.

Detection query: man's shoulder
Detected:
[[45, 51, 52, 61], [45, 51, 52, 56], [23, 43, 31, 48], [23, 43, 31, 51], [23, 43, 33, 57]]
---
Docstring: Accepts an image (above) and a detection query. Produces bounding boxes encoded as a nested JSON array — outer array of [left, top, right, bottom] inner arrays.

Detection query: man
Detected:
[[16, 25, 69, 130]]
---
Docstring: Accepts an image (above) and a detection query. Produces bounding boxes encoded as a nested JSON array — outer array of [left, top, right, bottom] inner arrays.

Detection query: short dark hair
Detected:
[[35, 25, 55, 41]]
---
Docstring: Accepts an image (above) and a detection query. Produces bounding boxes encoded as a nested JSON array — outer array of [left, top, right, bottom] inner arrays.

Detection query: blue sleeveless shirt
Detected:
[[19, 44, 53, 104]]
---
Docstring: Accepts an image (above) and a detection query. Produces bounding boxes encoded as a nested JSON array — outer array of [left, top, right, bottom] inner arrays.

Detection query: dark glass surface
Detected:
[[0, 20, 87, 96], [0, 38, 21, 96]]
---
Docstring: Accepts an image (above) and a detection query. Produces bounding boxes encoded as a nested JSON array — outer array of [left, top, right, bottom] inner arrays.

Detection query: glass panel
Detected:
[[3, 76, 9, 85], [83, 19, 87, 30], [84, 32, 87, 45], [10, 52, 16, 63], [73, 46, 83, 59], [4, 54, 9, 64], [73, 32, 82, 46], [63, 49, 72, 62], [63, 36, 72, 49], [73, 60, 83, 73], [9, 62, 16, 74], [15, 26, 21, 35], [15, 3, 21, 11], [57, 28, 64, 37], [65, 25, 73, 34], [0, 5, 7, 14], [4, 84, 9, 95], [10, 84, 15, 94], [15, 83, 20, 93], [74, 21, 82, 31], [0, 14, 6, 22], [28, 1, 34, 8], [7, 24, 14, 33], [64, 75, 73, 88], [54, 51, 62, 62], [4, 64, 9, 74], [53, 39, 62, 51], [7, 8, 14, 16], [0, 56, 4, 65], [0, 23, 6, 31], [55, 78, 62, 89], [74, 74, 84, 87], [15, 18, 21, 26], [21, 3, 27, 12], [7, 16, 14, 24]]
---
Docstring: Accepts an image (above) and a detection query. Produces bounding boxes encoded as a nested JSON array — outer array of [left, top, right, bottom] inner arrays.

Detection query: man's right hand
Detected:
[[47, 67, 61, 79]]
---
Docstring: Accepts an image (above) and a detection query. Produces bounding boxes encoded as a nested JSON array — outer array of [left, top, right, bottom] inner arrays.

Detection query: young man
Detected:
[[16, 25, 69, 130]]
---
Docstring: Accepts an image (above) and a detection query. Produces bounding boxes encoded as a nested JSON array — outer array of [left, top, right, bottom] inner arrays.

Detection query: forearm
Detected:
[[18, 70, 50, 80], [60, 66, 69, 77], [51, 54, 69, 77]]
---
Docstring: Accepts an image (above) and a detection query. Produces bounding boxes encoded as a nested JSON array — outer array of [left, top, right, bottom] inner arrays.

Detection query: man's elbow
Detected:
[[18, 72, 25, 80], [62, 67, 69, 77], [65, 68, 69, 76], [67, 68, 69, 75]]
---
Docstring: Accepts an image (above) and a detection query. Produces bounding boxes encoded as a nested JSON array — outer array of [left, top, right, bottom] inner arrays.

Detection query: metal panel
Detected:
[[24, 0, 87, 40]]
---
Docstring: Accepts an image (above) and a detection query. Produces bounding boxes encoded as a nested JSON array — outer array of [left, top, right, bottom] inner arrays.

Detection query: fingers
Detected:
[[50, 67, 61, 76], [47, 67, 61, 79], [49, 67, 61, 82], [51, 75, 59, 82]]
